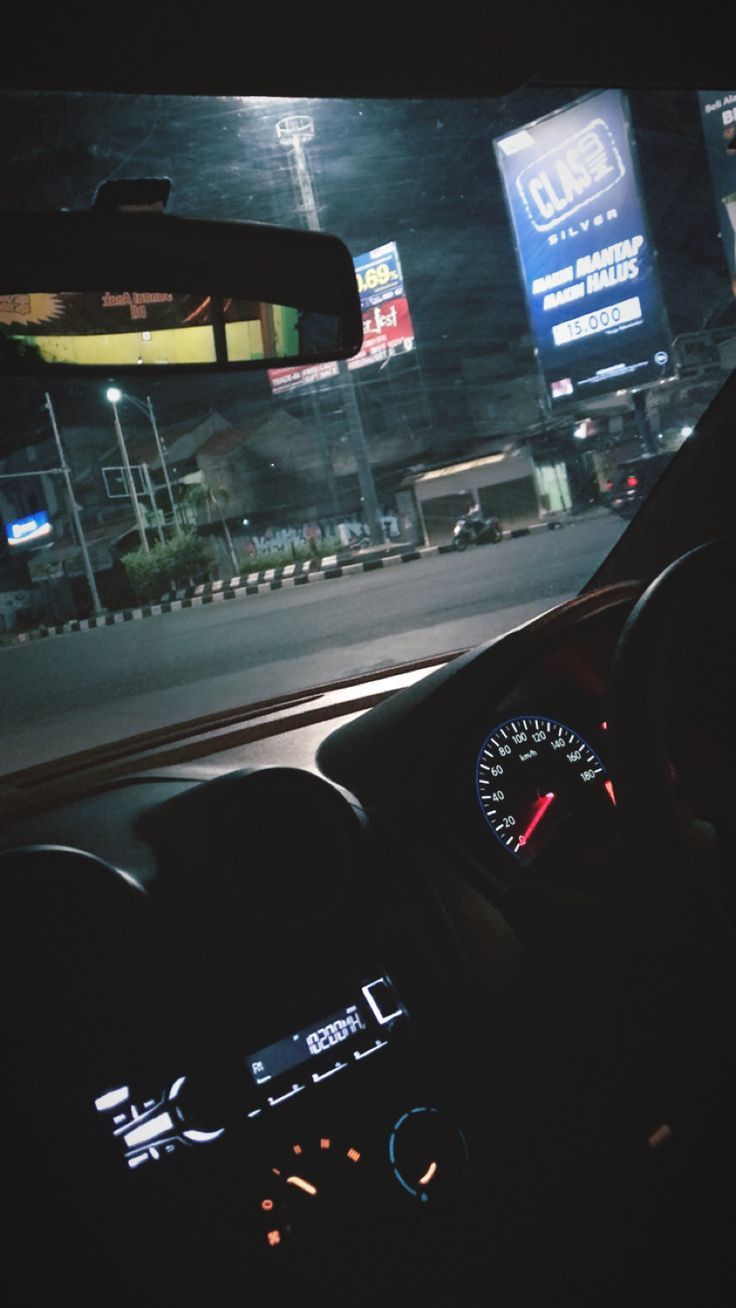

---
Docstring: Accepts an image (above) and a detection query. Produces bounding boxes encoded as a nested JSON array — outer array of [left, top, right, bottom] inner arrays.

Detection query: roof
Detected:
[[411, 452, 507, 484], [1, 3, 730, 96], [196, 426, 248, 458], [148, 411, 231, 469], [79, 410, 233, 480]]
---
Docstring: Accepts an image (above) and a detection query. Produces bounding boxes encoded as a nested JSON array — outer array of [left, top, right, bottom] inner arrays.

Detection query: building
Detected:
[[398, 447, 548, 546]]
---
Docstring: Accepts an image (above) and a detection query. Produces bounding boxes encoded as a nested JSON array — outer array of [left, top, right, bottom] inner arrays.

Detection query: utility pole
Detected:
[[209, 486, 240, 576], [276, 113, 385, 546], [106, 389, 181, 533], [632, 389, 658, 456], [106, 389, 150, 552], [146, 395, 181, 530], [45, 392, 105, 616], [309, 391, 340, 518], [142, 462, 166, 545]]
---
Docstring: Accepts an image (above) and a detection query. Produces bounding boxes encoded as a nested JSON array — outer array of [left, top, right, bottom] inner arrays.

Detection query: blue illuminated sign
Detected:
[[495, 90, 674, 408], [697, 91, 736, 298], [6, 509, 51, 546], [353, 241, 404, 310]]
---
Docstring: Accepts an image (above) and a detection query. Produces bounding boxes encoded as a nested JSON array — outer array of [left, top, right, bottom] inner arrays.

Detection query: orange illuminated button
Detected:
[[347, 1148, 361, 1163], [267, 1230, 281, 1247], [261, 1198, 274, 1212]]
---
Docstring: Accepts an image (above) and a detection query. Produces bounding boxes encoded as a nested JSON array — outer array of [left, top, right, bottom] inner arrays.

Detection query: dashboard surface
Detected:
[[12, 580, 717, 1308]]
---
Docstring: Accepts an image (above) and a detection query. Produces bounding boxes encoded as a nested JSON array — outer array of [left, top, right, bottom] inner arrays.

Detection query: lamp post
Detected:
[[106, 387, 150, 552], [106, 390, 181, 531], [276, 113, 384, 545]]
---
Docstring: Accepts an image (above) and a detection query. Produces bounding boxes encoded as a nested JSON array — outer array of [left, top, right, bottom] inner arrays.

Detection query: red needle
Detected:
[[518, 792, 556, 847]]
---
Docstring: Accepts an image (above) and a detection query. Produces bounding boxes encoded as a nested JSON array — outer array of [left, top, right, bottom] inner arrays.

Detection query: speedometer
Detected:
[[475, 717, 613, 866]]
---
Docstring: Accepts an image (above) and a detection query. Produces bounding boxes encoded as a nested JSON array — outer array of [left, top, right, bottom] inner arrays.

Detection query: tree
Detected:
[[181, 478, 240, 576]]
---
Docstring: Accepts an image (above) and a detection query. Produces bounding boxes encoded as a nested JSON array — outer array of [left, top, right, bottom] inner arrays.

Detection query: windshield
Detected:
[[1, 89, 734, 775]]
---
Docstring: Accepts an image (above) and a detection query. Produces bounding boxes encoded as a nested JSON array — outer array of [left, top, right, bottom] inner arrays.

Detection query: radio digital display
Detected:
[[96, 976, 407, 1173], [246, 975, 404, 1086]]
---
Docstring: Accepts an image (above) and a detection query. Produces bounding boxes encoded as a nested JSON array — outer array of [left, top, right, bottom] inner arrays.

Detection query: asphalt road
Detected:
[[1, 513, 626, 773]]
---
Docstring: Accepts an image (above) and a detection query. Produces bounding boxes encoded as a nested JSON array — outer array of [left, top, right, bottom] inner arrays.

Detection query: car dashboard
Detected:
[[5, 578, 721, 1307]]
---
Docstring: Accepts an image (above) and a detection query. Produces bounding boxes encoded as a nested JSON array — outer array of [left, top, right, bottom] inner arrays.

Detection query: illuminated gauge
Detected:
[[389, 1107, 470, 1204], [258, 1135, 367, 1250], [475, 716, 614, 866]]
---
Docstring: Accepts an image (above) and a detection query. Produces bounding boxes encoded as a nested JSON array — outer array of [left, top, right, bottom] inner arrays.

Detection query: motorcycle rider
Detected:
[[463, 492, 485, 542], [452, 491, 502, 549]]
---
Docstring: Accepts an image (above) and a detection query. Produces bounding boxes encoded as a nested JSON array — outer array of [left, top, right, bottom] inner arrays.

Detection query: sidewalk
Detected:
[[4, 516, 571, 645]]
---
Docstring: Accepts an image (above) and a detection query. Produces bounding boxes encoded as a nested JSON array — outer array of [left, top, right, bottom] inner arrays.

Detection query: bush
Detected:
[[121, 549, 161, 603], [162, 532, 214, 583], [121, 532, 214, 602]]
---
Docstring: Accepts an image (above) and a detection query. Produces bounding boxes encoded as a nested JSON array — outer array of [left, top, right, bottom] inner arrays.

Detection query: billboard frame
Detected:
[[494, 88, 675, 417]]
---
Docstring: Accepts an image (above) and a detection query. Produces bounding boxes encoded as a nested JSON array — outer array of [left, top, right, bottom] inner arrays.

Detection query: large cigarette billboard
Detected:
[[495, 89, 674, 409]]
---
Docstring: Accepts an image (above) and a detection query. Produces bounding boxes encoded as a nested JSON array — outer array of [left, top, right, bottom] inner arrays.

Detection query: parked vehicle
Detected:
[[452, 510, 503, 549]]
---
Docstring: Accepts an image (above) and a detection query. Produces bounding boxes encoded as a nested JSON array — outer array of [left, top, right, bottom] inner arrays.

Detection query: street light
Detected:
[[105, 387, 150, 553], [106, 389, 181, 531]]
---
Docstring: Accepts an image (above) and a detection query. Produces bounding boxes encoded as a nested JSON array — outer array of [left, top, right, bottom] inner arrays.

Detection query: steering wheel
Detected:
[[596, 541, 736, 1300], [608, 538, 736, 940]]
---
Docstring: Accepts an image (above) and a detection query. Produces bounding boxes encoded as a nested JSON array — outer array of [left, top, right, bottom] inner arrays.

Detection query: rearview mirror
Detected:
[[0, 211, 363, 374]]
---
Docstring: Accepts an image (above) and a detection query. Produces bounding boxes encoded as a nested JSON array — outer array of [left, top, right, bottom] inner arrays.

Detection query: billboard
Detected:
[[267, 359, 339, 395], [348, 294, 415, 370], [494, 90, 673, 409], [268, 241, 415, 392], [354, 242, 404, 308], [697, 91, 736, 298], [349, 242, 415, 370], [0, 293, 301, 367], [0, 292, 281, 334]]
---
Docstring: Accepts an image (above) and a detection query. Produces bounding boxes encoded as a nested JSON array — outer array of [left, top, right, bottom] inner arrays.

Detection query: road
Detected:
[[1, 514, 626, 772]]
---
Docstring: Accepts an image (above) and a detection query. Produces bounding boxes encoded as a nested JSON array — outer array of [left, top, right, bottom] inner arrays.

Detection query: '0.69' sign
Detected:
[[353, 242, 404, 309]]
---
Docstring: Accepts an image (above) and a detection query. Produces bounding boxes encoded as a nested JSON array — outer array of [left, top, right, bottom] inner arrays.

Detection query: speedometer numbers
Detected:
[[475, 717, 611, 866]]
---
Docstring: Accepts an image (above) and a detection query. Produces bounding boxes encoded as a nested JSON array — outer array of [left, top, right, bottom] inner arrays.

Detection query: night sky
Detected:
[[0, 88, 732, 458]]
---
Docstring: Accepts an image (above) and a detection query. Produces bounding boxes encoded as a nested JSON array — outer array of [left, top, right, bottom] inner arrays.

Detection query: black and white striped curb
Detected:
[[6, 520, 564, 644]]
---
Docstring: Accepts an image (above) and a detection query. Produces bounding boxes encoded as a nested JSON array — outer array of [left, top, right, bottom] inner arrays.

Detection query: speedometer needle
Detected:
[[286, 1176, 318, 1196], [517, 792, 556, 847]]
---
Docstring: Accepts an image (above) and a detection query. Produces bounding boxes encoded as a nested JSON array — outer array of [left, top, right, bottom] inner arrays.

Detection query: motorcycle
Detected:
[[451, 512, 502, 550]]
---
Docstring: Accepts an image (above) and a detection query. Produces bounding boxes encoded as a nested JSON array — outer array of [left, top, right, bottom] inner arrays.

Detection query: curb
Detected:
[[5, 519, 565, 645]]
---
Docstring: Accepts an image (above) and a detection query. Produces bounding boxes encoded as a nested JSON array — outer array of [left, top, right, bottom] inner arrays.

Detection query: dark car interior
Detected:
[[3, 6, 736, 1306]]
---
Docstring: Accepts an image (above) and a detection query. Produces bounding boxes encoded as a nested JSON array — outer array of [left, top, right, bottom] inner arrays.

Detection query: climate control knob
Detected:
[[388, 1106, 469, 1204]]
